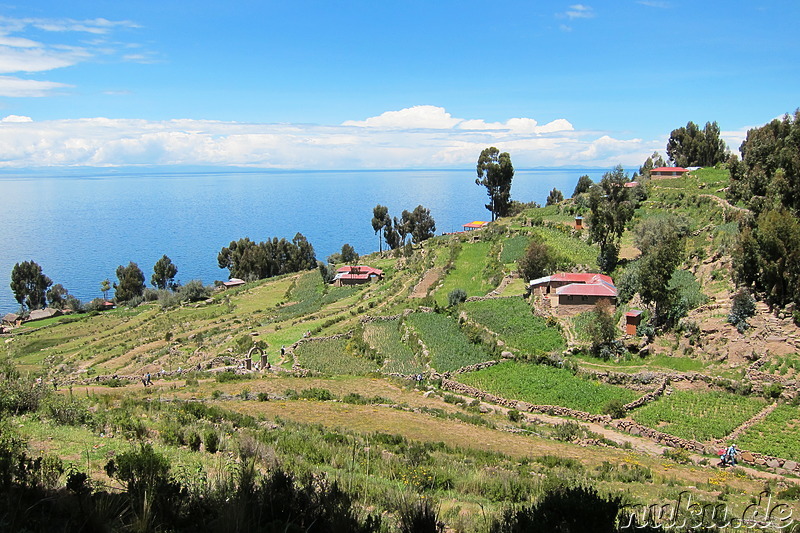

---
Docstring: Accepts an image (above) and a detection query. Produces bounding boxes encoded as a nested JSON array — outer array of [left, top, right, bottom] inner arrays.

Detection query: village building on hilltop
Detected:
[[332, 265, 384, 286], [650, 166, 689, 179]]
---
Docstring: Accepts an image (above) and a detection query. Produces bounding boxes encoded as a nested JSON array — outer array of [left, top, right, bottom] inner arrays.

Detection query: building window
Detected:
[[581, 295, 589, 301]]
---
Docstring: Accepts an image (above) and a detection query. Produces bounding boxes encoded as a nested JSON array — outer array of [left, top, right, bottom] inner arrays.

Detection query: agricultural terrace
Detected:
[[462, 297, 565, 356], [630, 390, 768, 442], [736, 405, 800, 462], [294, 338, 379, 375], [499, 235, 531, 264], [434, 241, 495, 306], [405, 312, 493, 372], [457, 361, 637, 414], [362, 320, 426, 374]]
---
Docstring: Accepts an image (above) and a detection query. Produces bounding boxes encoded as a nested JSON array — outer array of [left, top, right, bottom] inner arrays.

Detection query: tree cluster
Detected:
[[545, 188, 564, 206], [587, 166, 636, 272], [10, 260, 52, 312], [517, 237, 568, 282], [666, 121, 728, 167], [218, 233, 317, 281], [637, 151, 666, 179], [372, 204, 436, 252], [114, 262, 146, 303], [730, 111, 800, 311], [476, 147, 514, 221]]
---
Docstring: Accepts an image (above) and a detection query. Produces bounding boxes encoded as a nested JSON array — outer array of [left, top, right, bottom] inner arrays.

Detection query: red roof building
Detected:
[[333, 265, 384, 286], [530, 272, 617, 307], [650, 167, 689, 179], [463, 221, 489, 230]]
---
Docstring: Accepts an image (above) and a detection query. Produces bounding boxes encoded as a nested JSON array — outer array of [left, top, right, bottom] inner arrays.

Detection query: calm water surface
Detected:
[[0, 168, 612, 313]]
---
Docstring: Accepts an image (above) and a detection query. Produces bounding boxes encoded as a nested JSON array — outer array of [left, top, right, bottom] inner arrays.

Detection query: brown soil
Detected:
[[410, 267, 443, 298]]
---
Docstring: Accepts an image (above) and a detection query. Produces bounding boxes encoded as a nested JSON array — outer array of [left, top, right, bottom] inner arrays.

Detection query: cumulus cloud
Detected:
[[0, 106, 661, 169]]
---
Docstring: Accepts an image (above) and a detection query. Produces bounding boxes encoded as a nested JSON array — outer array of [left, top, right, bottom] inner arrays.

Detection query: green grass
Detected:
[[631, 390, 767, 442], [499, 235, 531, 264], [363, 320, 425, 374], [463, 298, 565, 356], [535, 227, 598, 268], [458, 361, 637, 414], [294, 338, 379, 375], [736, 405, 800, 461], [435, 241, 494, 306], [406, 312, 493, 372]]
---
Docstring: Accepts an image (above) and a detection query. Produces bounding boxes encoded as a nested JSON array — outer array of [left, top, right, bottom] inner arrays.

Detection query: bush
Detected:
[[507, 409, 523, 422], [603, 399, 627, 419], [728, 288, 756, 331], [448, 288, 467, 307], [553, 421, 582, 442], [178, 280, 212, 302], [662, 447, 691, 464], [187, 431, 202, 451], [204, 430, 220, 453]]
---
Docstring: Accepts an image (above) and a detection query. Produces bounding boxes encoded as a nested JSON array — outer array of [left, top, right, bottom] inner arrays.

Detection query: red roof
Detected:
[[556, 281, 618, 297], [336, 265, 383, 276], [651, 167, 688, 173], [463, 221, 489, 229], [625, 310, 644, 318], [550, 273, 613, 285]]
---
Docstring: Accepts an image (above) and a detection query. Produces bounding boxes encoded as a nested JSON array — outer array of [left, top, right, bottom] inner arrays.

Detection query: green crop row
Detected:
[[463, 298, 565, 356], [457, 361, 637, 414], [294, 338, 379, 375], [406, 312, 493, 372], [736, 404, 800, 461], [631, 390, 767, 442], [363, 320, 426, 374]]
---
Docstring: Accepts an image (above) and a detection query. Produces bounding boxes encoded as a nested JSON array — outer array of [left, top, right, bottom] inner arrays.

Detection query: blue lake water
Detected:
[[0, 167, 614, 313]]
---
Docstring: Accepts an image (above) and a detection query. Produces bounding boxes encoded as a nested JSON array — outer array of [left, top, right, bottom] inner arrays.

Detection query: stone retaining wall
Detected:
[[464, 294, 523, 303], [609, 419, 708, 453], [622, 380, 668, 411]]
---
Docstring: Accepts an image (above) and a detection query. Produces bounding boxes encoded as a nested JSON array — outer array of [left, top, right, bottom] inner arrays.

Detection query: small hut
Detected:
[[625, 310, 644, 335], [574, 216, 583, 230]]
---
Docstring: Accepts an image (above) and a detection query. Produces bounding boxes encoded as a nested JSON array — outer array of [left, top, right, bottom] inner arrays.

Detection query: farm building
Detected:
[[530, 273, 618, 308], [26, 308, 62, 322], [221, 278, 246, 289], [2, 313, 20, 326], [462, 221, 489, 231], [332, 265, 384, 286], [625, 310, 644, 335], [650, 166, 689, 179]]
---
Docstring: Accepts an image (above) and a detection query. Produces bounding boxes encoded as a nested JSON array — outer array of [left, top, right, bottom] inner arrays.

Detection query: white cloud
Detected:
[[565, 4, 595, 19], [0, 15, 144, 96], [0, 106, 661, 169], [0, 76, 71, 97], [342, 105, 461, 129], [637, 1, 671, 8]]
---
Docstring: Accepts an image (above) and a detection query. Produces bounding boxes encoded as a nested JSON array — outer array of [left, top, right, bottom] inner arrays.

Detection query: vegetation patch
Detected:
[[434, 241, 494, 306], [406, 312, 493, 372], [463, 298, 565, 356], [736, 404, 800, 461], [363, 320, 425, 374], [294, 338, 380, 375], [457, 361, 637, 414], [631, 390, 767, 441]]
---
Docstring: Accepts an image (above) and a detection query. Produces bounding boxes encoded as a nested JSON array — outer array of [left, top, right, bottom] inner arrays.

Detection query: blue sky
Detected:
[[0, 0, 797, 169]]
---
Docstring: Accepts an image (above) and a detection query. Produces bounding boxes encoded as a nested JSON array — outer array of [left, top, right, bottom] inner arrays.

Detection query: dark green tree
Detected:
[[729, 110, 800, 214], [151, 254, 179, 290], [383, 218, 401, 250], [218, 234, 316, 281], [545, 188, 564, 206], [517, 239, 560, 282], [371, 204, 390, 252], [588, 299, 618, 355], [476, 147, 514, 221], [638, 151, 666, 179], [587, 165, 635, 272], [46, 284, 69, 309], [572, 174, 593, 197], [637, 227, 686, 326], [100, 278, 111, 301], [666, 120, 728, 167], [10, 260, 52, 312], [113, 262, 146, 303], [395, 209, 413, 246], [409, 205, 436, 244]]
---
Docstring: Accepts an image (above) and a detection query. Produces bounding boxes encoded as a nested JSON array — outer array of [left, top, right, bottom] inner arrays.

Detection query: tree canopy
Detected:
[[476, 147, 514, 221], [217, 233, 317, 281], [10, 260, 52, 312], [114, 262, 146, 303], [151, 255, 179, 291], [587, 165, 635, 272], [409, 205, 436, 244], [371, 205, 390, 252], [572, 175, 593, 197], [545, 188, 564, 206], [666, 121, 728, 167], [637, 151, 666, 179]]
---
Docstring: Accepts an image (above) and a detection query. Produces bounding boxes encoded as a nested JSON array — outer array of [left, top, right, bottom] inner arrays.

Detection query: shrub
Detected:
[[398, 499, 442, 533], [553, 421, 582, 442], [299, 388, 334, 401], [187, 431, 202, 451], [507, 409, 523, 422], [603, 399, 627, 419], [178, 279, 212, 302], [729, 288, 756, 332], [448, 288, 467, 307], [663, 447, 691, 464], [204, 430, 220, 454]]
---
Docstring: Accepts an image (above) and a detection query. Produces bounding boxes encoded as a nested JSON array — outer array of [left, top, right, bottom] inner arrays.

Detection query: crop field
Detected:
[[457, 361, 637, 414], [735, 404, 800, 461], [630, 390, 767, 442], [463, 298, 565, 355], [499, 235, 531, 264], [363, 320, 426, 374], [535, 227, 598, 268], [434, 241, 494, 306], [406, 312, 493, 372], [294, 338, 379, 375]]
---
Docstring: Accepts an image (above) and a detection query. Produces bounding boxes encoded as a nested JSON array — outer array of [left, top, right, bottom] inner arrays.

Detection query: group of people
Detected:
[[141, 372, 152, 387]]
